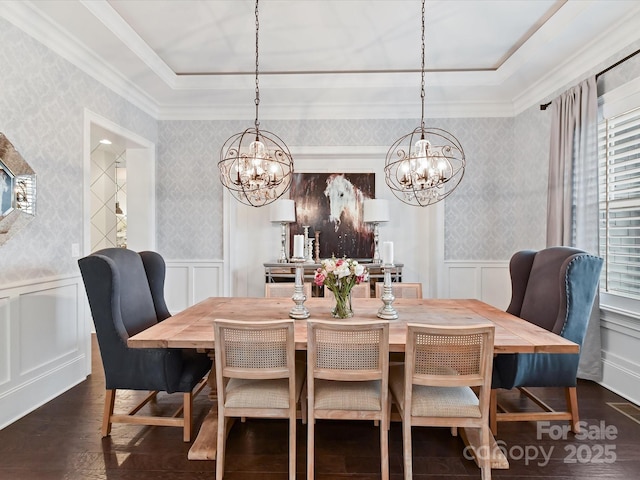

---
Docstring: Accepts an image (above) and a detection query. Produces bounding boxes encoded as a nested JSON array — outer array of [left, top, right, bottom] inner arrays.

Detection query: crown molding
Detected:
[[512, 5, 640, 115], [156, 99, 515, 121], [79, 0, 177, 87], [3, 0, 639, 122], [1, 1, 160, 118]]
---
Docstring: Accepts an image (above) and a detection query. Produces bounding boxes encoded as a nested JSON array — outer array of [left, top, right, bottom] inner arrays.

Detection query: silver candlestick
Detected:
[[372, 222, 382, 264], [303, 225, 310, 252], [377, 264, 398, 320], [305, 238, 314, 263], [277, 222, 288, 263], [289, 257, 310, 319]]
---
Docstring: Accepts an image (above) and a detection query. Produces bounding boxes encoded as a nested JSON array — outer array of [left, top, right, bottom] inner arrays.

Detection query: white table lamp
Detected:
[[363, 199, 390, 263], [270, 199, 296, 262]]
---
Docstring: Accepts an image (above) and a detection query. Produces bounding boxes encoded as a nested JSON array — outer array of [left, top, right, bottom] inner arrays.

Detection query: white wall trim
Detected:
[[0, 274, 88, 429], [601, 355, 640, 406], [443, 260, 511, 310], [83, 109, 157, 256], [164, 259, 225, 313], [226, 145, 443, 298], [599, 308, 640, 405], [0, 273, 81, 292]]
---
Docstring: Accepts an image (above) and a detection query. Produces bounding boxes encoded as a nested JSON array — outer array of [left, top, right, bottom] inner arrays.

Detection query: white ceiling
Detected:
[[4, 0, 640, 120]]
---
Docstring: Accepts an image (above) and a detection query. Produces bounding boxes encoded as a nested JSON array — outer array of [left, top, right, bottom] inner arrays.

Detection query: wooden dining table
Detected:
[[127, 296, 579, 469]]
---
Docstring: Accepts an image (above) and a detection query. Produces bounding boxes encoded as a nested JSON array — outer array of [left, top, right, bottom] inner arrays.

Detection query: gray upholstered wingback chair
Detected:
[[490, 247, 603, 434], [78, 248, 211, 442]]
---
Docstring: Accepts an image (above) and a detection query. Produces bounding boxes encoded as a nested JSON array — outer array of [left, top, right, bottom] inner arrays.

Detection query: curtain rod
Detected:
[[539, 47, 640, 110]]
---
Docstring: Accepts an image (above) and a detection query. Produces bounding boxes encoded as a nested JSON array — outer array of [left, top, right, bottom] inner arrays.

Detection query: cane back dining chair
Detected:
[[78, 248, 211, 442], [375, 282, 423, 299], [306, 320, 390, 480], [265, 282, 312, 298], [491, 247, 603, 434], [213, 318, 305, 480], [389, 323, 495, 480]]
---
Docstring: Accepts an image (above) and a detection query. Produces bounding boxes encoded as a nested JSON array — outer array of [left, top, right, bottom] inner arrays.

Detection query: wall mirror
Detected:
[[0, 132, 37, 246]]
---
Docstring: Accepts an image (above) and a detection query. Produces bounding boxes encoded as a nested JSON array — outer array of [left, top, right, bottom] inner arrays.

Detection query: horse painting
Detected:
[[289, 172, 375, 259], [324, 174, 364, 232]]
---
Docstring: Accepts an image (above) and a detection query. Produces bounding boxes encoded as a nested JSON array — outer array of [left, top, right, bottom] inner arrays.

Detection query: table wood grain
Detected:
[[128, 297, 579, 355]]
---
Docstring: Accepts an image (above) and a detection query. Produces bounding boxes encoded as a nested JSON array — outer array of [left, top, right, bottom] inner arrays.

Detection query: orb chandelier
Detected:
[[384, 0, 465, 207], [218, 0, 293, 207]]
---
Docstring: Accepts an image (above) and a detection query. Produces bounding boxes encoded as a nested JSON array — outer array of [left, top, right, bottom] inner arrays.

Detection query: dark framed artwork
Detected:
[[290, 172, 375, 260]]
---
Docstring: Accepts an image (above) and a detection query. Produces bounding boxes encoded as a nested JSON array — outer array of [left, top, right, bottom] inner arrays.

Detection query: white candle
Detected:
[[382, 241, 394, 265], [293, 234, 304, 258]]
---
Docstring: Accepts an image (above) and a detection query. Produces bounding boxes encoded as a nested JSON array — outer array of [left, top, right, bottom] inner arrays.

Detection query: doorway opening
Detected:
[[83, 110, 156, 257]]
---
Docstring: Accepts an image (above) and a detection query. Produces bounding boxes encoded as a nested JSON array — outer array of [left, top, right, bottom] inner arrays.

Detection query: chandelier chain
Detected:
[[383, 0, 465, 207], [254, 0, 260, 131], [420, 0, 426, 131], [218, 0, 294, 208]]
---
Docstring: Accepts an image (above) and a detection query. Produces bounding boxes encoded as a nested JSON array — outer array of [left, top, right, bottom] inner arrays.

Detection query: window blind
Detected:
[[599, 106, 640, 298]]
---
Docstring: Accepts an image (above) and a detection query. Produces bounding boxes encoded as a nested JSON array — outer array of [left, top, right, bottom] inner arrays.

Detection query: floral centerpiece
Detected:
[[314, 257, 369, 318]]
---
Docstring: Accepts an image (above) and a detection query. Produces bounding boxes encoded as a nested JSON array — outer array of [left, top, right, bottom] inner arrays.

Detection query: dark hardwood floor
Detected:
[[1, 335, 640, 479]]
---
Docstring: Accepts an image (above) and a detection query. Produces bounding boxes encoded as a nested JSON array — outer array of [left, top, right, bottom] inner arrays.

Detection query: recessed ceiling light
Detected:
[[99, 139, 112, 145]]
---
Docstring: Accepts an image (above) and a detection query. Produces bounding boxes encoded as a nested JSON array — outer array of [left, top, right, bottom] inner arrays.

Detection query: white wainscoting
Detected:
[[0, 274, 90, 429], [165, 260, 225, 314], [443, 261, 511, 310], [600, 308, 640, 405]]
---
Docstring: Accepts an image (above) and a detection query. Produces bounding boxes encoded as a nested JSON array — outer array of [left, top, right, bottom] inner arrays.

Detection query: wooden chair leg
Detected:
[[300, 381, 308, 425], [289, 413, 296, 480], [307, 409, 315, 480], [380, 412, 389, 480], [480, 424, 492, 480], [489, 389, 498, 435], [102, 389, 116, 437], [183, 392, 193, 442], [566, 386, 580, 434], [216, 415, 226, 480], [402, 419, 412, 480]]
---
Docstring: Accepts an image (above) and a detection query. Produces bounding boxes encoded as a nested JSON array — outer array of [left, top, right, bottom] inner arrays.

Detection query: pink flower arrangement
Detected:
[[314, 257, 368, 318]]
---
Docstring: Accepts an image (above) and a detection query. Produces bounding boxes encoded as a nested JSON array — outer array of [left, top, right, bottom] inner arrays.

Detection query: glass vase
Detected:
[[331, 291, 353, 319]]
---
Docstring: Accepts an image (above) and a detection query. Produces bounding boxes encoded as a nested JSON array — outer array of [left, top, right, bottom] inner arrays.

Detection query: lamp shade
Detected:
[[270, 199, 296, 223], [363, 199, 390, 223]]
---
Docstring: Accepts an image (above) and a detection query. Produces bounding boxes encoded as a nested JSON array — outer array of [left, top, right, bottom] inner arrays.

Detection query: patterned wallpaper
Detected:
[[157, 121, 235, 259], [157, 116, 532, 260], [155, 47, 640, 263], [0, 18, 157, 284], [2, 15, 640, 279]]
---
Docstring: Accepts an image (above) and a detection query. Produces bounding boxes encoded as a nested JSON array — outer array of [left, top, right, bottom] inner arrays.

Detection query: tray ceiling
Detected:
[[3, 0, 640, 119]]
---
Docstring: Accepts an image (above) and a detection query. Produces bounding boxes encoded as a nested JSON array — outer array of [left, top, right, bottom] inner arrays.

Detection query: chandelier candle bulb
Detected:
[[382, 242, 394, 265], [293, 234, 304, 258]]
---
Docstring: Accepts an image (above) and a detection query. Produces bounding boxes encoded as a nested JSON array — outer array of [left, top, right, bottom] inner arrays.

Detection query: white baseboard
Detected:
[[0, 355, 87, 429], [600, 356, 640, 406]]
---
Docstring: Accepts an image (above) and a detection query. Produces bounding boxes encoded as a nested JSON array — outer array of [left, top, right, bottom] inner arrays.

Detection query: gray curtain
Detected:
[[546, 76, 601, 381]]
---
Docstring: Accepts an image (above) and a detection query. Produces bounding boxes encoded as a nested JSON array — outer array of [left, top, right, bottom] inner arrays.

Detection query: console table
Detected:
[[264, 261, 403, 297]]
